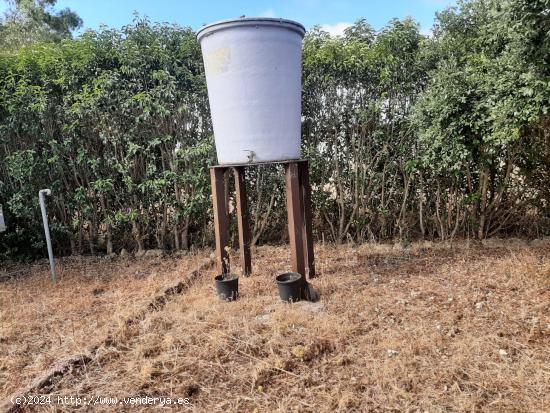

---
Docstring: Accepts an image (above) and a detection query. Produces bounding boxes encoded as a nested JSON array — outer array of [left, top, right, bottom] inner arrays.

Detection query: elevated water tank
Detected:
[[197, 17, 305, 165]]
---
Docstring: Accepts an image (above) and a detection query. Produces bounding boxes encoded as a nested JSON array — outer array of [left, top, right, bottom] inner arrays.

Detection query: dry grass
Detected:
[[2, 241, 550, 412], [0, 251, 208, 401]]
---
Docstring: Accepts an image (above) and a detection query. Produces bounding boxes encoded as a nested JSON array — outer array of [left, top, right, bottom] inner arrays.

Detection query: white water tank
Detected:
[[197, 17, 305, 165]]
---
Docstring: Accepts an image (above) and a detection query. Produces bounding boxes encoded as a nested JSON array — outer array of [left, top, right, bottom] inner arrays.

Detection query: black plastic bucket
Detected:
[[276, 272, 303, 302], [215, 274, 239, 301]]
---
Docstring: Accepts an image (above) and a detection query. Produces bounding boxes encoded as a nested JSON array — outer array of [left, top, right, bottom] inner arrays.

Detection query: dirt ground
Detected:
[[1, 240, 549, 412]]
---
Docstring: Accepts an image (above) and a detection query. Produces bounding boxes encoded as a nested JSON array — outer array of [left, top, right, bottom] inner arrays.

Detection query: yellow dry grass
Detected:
[[2, 241, 550, 412], [0, 251, 208, 401]]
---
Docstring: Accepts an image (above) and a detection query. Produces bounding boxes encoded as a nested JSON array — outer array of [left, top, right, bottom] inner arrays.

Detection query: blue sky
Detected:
[[2, 0, 457, 35]]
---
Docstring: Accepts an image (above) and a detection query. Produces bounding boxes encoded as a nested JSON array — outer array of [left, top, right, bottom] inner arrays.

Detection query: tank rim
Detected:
[[196, 17, 306, 41]]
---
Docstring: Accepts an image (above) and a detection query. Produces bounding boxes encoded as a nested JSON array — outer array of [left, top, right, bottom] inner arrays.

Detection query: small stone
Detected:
[[387, 349, 399, 358], [255, 314, 271, 322], [134, 270, 149, 279], [499, 349, 508, 357], [446, 327, 459, 337], [120, 248, 128, 257], [293, 325, 306, 333], [475, 301, 486, 310]]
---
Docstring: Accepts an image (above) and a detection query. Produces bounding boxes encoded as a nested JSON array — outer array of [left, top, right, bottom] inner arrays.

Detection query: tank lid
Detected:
[[197, 17, 306, 42]]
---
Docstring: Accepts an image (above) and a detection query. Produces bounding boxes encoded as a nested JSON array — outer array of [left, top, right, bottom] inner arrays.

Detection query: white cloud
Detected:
[[319, 22, 352, 37], [260, 8, 276, 18]]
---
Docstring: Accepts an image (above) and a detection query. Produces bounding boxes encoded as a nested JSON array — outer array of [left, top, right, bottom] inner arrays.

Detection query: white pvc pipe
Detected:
[[0, 205, 5, 232], [39, 189, 56, 282]]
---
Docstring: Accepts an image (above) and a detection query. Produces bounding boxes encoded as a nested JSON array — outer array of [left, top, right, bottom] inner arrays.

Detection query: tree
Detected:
[[413, 0, 550, 239], [302, 18, 427, 243], [0, 18, 214, 258], [0, 0, 82, 51], [1, 5, 549, 260]]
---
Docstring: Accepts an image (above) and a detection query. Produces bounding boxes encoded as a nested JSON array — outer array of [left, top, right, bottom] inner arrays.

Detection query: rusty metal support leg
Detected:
[[285, 162, 306, 280], [299, 161, 316, 278], [234, 166, 252, 276], [210, 167, 230, 274]]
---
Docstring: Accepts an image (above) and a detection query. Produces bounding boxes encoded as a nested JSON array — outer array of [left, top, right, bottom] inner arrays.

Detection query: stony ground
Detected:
[[1, 239, 549, 412]]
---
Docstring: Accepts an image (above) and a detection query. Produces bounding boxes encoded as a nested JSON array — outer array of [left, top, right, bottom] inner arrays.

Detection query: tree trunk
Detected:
[[478, 167, 489, 240], [182, 216, 190, 250], [174, 223, 180, 250], [132, 221, 144, 252], [106, 224, 113, 255]]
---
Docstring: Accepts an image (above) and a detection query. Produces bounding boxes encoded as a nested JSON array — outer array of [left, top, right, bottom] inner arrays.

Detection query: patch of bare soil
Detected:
[[4, 241, 550, 412]]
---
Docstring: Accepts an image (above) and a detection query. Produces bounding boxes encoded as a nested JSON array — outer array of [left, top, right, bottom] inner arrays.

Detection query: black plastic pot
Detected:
[[276, 272, 303, 302], [215, 274, 239, 301]]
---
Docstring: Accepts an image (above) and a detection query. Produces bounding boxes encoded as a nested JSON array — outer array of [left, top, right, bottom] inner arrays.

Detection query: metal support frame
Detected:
[[210, 168, 230, 274], [299, 161, 315, 277], [210, 160, 315, 286], [234, 166, 252, 276], [285, 162, 306, 277]]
